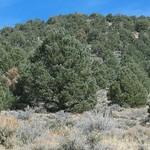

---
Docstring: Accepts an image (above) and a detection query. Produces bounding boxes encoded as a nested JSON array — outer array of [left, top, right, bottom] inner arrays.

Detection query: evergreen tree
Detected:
[[1, 14, 150, 110], [15, 31, 97, 112], [135, 20, 149, 32], [0, 80, 15, 111], [108, 67, 148, 107]]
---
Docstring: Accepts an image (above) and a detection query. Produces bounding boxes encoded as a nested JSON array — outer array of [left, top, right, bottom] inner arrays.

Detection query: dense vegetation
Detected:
[[0, 13, 150, 112]]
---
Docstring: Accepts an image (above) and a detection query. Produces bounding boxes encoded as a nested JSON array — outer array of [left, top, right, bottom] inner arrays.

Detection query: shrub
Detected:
[[0, 81, 16, 111], [0, 115, 18, 148], [0, 67, 18, 111], [75, 111, 117, 133], [0, 45, 25, 74], [16, 31, 97, 112], [2, 67, 20, 90], [16, 119, 47, 144], [135, 20, 149, 32], [61, 128, 90, 150], [6, 110, 32, 120], [108, 67, 148, 107]]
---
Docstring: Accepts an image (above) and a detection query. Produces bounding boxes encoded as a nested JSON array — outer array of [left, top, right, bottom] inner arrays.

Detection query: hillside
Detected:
[[1, 13, 150, 150], [1, 13, 150, 111]]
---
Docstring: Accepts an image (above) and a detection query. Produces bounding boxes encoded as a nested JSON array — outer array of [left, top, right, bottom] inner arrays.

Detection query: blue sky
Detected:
[[0, 0, 150, 28]]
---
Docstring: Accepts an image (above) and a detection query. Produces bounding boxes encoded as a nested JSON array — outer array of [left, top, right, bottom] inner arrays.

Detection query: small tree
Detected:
[[0, 81, 15, 111], [0, 45, 25, 74], [135, 20, 149, 32], [16, 31, 97, 112], [108, 67, 148, 107]]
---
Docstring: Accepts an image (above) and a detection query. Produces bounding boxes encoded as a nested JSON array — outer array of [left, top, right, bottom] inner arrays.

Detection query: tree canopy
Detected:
[[1, 14, 150, 111]]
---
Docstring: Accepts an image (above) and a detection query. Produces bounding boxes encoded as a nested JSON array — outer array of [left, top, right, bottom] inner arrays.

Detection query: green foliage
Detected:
[[1, 14, 150, 110], [0, 43, 26, 74], [106, 14, 113, 22], [15, 32, 97, 112], [135, 20, 149, 32], [0, 81, 15, 111], [108, 67, 148, 107]]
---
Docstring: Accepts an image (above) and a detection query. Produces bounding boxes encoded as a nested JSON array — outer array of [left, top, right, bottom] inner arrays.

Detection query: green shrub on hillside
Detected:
[[1, 14, 150, 110], [15, 31, 97, 112], [108, 67, 148, 107], [135, 20, 149, 32], [0, 81, 15, 111], [0, 45, 25, 74]]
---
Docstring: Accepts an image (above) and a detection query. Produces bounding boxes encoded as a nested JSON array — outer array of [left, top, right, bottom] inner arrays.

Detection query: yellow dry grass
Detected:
[[32, 127, 71, 149], [0, 115, 19, 130], [49, 126, 70, 136], [101, 136, 139, 150], [0, 115, 19, 149], [32, 130, 63, 150], [100, 126, 150, 150], [34, 138, 60, 147]]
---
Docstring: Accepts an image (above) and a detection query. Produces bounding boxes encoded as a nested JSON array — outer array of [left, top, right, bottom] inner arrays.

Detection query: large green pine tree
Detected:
[[15, 31, 97, 112]]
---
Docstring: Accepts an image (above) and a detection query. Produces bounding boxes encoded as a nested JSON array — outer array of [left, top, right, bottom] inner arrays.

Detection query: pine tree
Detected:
[[108, 67, 148, 107], [16, 31, 97, 112]]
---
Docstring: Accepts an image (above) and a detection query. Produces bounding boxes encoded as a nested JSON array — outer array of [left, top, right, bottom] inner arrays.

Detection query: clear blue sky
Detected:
[[0, 0, 150, 28]]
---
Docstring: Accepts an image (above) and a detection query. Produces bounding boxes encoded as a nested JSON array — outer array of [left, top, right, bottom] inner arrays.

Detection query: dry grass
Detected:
[[0, 115, 19, 130], [32, 137, 61, 150], [0, 107, 150, 150], [100, 126, 150, 150], [31, 129, 66, 150], [101, 136, 139, 150], [0, 115, 19, 148], [49, 126, 70, 137]]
